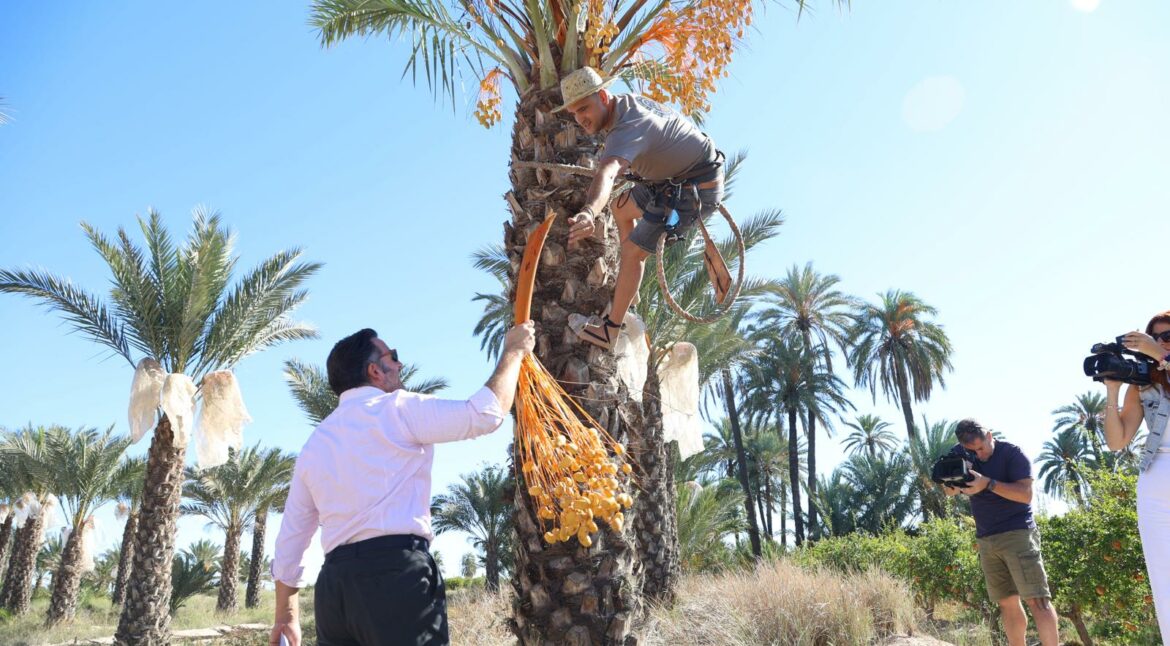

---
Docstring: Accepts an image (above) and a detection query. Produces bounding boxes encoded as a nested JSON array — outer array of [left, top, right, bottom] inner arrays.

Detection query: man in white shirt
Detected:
[[269, 321, 535, 646]]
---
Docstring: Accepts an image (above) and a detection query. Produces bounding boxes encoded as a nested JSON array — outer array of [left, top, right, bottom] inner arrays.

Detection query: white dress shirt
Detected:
[[271, 385, 505, 588]]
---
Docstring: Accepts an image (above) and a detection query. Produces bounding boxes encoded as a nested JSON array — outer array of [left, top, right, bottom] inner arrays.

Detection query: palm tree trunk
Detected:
[[506, 89, 641, 645], [779, 482, 788, 548], [0, 510, 14, 584], [216, 525, 242, 612], [245, 508, 266, 609], [115, 415, 185, 645], [722, 370, 761, 558], [786, 407, 804, 545], [631, 368, 680, 602], [112, 509, 137, 607], [805, 411, 818, 541], [46, 521, 85, 626], [894, 363, 918, 442], [763, 476, 773, 538], [2, 509, 45, 615], [485, 543, 500, 592]]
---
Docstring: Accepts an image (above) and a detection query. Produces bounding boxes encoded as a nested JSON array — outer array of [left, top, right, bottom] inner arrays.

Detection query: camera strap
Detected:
[[1138, 387, 1170, 472]]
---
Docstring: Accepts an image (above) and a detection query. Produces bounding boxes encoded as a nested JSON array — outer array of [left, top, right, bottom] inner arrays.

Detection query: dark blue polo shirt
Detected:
[[950, 440, 1035, 538]]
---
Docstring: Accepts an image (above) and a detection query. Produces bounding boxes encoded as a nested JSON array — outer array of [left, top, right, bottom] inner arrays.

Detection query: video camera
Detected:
[[1083, 335, 1156, 386], [930, 451, 977, 489]]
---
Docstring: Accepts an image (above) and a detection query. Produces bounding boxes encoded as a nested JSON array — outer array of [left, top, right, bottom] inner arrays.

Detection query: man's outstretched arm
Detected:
[[569, 156, 628, 244]]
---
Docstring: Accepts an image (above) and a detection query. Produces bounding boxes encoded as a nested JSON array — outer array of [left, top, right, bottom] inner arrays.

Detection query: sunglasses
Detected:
[[1153, 331, 1170, 343], [377, 349, 399, 364]]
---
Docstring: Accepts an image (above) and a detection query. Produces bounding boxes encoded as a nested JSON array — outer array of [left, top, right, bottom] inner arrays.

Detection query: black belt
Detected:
[[325, 534, 429, 563]]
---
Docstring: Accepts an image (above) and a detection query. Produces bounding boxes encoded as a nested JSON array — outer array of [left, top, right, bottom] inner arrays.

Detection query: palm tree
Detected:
[[310, 0, 838, 636], [908, 417, 960, 521], [754, 264, 854, 536], [1037, 427, 1093, 507], [1052, 392, 1107, 467], [36, 532, 66, 593], [170, 542, 220, 615], [431, 465, 512, 591], [244, 448, 296, 609], [41, 426, 131, 626], [849, 290, 953, 442], [283, 358, 449, 426], [110, 456, 147, 607], [842, 414, 898, 459], [182, 446, 283, 612], [0, 425, 57, 615], [0, 210, 320, 642], [87, 548, 121, 598], [743, 333, 849, 545], [676, 478, 743, 571], [842, 452, 915, 534], [460, 552, 477, 579], [811, 470, 857, 538]]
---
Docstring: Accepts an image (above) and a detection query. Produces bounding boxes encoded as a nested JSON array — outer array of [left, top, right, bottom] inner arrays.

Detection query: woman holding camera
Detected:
[[1104, 310, 1170, 641]]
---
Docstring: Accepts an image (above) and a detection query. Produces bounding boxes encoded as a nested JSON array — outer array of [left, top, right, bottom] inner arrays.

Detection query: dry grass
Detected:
[[644, 561, 917, 646]]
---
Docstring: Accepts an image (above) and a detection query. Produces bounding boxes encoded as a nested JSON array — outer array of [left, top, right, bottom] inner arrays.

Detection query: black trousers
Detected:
[[314, 535, 449, 646]]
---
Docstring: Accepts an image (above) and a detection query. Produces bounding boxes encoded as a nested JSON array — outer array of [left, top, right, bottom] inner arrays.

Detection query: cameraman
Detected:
[[943, 419, 1059, 646], [1103, 311, 1170, 643]]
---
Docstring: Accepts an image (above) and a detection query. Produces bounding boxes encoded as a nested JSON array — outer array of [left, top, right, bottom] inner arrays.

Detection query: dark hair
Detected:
[[326, 328, 379, 395], [1145, 311, 1170, 391], [954, 419, 988, 444]]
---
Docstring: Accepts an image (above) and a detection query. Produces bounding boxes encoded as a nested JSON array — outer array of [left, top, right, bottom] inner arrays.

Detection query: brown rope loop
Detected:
[[655, 203, 745, 324]]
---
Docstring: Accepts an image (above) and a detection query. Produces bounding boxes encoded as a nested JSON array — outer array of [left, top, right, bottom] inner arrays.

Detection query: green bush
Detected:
[[1041, 470, 1157, 644], [444, 575, 486, 592]]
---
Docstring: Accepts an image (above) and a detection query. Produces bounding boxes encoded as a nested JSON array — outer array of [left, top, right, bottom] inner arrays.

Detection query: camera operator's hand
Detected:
[[1102, 378, 1123, 394], [959, 470, 991, 495], [1121, 331, 1165, 361]]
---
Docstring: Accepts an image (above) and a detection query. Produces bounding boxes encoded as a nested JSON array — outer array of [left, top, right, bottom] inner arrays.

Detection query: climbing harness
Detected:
[[512, 157, 746, 324]]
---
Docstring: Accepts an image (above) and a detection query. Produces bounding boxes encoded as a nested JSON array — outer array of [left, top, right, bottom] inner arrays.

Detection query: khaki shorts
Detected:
[[977, 528, 1052, 602]]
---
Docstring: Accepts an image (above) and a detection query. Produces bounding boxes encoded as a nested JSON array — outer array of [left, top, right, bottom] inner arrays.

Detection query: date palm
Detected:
[[40, 426, 131, 626], [283, 358, 449, 426], [110, 456, 147, 607], [0, 210, 321, 643], [182, 445, 292, 612], [754, 263, 854, 535], [244, 448, 296, 609], [431, 465, 512, 591], [1037, 427, 1093, 507], [849, 290, 953, 442], [908, 417, 962, 521], [1052, 392, 1107, 467], [842, 414, 898, 459], [310, 0, 838, 637], [0, 425, 57, 615]]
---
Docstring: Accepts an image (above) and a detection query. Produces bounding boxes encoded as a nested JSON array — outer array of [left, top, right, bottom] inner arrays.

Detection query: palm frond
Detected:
[[0, 268, 133, 366]]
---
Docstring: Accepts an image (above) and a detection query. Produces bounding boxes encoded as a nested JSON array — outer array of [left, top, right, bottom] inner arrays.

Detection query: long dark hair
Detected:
[[1144, 311, 1170, 392]]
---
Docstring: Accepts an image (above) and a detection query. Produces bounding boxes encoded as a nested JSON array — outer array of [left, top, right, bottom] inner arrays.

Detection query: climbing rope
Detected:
[[654, 203, 745, 323]]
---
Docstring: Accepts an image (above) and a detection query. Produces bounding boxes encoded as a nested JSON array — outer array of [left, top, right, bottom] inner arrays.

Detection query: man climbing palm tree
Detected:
[[561, 67, 726, 350]]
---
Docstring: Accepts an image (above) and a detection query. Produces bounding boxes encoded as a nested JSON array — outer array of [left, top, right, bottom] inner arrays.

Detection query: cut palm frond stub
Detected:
[[513, 214, 633, 547]]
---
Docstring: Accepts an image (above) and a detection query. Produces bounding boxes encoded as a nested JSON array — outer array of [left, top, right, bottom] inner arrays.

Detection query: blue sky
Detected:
[[1, 1, 1167, 579]]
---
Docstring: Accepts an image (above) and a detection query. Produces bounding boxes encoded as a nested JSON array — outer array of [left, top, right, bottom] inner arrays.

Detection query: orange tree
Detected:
[[1041, 469, 1156, 646], [310, 0, 839, 641]]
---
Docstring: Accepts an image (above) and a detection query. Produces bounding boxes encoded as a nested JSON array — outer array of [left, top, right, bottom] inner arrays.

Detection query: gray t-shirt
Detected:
[[601, 94, 716, 181]]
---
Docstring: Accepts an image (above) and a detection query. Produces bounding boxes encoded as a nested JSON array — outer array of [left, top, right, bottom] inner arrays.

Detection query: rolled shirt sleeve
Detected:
[[394, 386, 506, 445], [270, 458, 319, 588]]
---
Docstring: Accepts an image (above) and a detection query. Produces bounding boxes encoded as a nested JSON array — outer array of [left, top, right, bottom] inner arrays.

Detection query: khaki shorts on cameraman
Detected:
[[978, 528, 1052, 602]]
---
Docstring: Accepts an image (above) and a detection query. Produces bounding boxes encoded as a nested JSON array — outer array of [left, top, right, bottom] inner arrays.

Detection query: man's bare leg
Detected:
[[1025, 597, 1060, 646], [576, 192, 646, 349], [998, 596, 1028, 646]]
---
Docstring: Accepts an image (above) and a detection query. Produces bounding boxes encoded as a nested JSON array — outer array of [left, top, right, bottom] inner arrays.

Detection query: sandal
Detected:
[[576, 315, 625, 351]]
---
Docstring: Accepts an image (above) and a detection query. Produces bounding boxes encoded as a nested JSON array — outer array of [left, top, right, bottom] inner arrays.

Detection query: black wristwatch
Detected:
[[987, 478, 998, 494]]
